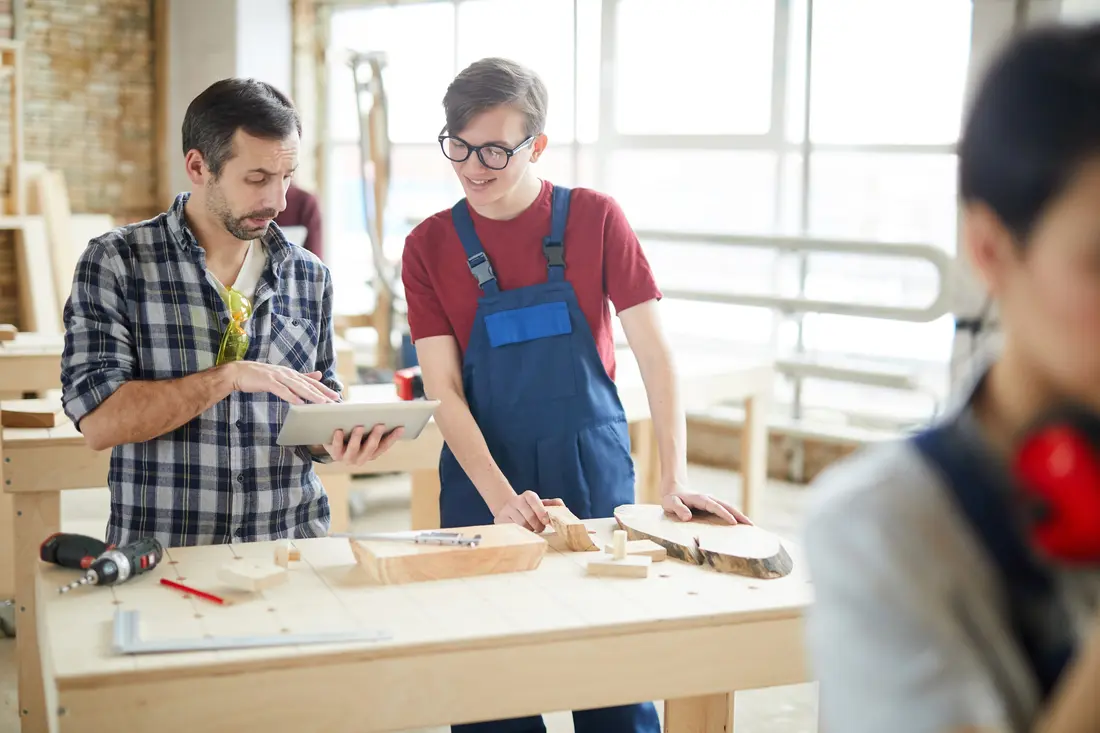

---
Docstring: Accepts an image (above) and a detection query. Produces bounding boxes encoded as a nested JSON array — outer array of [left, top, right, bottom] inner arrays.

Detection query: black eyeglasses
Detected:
[[438, 131, 536, 171]]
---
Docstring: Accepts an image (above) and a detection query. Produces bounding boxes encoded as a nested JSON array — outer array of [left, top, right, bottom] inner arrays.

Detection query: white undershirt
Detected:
[[211, 240, 267, 302]]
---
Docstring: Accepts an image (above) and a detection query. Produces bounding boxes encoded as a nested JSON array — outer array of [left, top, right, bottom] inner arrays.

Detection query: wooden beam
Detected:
[[0, 42, 25, 217], [11, 0, 25, 40], [153, 0, 171, 209]]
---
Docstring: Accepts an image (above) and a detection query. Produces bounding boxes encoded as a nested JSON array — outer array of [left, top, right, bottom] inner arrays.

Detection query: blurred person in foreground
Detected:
[[803, 22, 1100, 733]]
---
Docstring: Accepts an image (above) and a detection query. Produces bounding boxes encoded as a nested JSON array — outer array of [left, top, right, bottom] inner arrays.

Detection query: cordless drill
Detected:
[[54, 535, 165, 594]]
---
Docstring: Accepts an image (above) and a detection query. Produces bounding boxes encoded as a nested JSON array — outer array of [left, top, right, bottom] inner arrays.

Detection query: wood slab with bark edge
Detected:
[[544, 504, 600, 551], [348, 524, 548, 585], [613, 504, 794, 579]]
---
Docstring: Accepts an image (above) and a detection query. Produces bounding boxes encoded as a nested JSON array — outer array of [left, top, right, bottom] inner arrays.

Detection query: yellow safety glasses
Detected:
[[216, 287, 253, 366]]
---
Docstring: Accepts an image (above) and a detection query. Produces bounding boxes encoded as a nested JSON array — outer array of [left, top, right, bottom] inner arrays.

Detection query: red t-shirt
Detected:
[[401, 179, 662, 381]]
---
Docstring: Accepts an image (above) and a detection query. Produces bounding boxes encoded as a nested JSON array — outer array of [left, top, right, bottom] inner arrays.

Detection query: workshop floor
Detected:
[[0, 465, 819, 733]]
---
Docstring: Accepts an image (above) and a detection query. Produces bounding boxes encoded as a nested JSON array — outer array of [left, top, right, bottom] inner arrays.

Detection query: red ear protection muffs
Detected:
[[1012, 406, 1100, 564]]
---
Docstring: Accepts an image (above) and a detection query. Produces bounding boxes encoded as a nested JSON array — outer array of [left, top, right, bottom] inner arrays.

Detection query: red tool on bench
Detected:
[[395, 365, 424, 401]]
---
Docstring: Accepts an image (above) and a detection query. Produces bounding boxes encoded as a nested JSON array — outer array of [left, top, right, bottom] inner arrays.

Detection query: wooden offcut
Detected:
[[544, 504, 600, 552], [218, 561, 288, 592], [603, 538, 667, 562], [585, 552, 651, 578], [614, 504, 793, 580], [348, 524, 547, 585], [1, 399, 63, 428]]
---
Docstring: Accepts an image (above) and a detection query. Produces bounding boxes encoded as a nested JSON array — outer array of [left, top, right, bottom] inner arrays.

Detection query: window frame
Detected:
[[318, 0, 980, 423]]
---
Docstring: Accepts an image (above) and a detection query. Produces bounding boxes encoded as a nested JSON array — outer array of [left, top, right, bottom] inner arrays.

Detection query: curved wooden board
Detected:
[[613, 504, 793, 579], [544, 504, 600, 552]]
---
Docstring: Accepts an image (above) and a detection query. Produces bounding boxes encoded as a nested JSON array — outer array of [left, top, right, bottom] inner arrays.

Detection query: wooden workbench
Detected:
[[0, 330, 358, 400], [34, 518, 811, 733], [4, 352, 775, 732], [0, 331, 64, 397], [0, 411, 442, 733]]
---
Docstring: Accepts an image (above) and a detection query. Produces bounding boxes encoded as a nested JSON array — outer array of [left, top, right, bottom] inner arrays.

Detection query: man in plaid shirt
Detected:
[[60, 78, 401, 547]]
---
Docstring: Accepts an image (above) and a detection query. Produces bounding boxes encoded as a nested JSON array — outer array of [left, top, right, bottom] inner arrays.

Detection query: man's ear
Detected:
[[530, 134, 549, 163], [962, 200, 1018, 298], [184, 150, 208, 186]]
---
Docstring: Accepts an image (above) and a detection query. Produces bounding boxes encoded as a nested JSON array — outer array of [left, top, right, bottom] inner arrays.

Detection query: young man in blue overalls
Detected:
[[401, 57, 751, 733]]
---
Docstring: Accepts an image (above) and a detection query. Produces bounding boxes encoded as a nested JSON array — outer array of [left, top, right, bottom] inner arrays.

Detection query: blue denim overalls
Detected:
[[439, 185, 661, 733]]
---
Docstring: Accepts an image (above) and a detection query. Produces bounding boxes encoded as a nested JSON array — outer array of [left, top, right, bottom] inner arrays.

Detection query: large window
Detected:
[[324, 0, 974, 427]]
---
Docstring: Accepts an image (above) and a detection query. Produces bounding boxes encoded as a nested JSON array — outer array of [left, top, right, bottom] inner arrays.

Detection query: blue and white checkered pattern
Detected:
[[60, 192, 343, 548]]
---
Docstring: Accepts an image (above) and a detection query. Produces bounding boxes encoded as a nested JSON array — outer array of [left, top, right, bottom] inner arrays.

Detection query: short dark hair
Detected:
[[181, 78, 302, 177], [959, 22, 1100, 244], [443, 57, 548, 139]]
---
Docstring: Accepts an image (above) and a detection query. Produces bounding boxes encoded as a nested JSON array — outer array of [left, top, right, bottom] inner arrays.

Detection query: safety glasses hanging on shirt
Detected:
[[216, 287, 253, 366], [438, 129, 535, 171]]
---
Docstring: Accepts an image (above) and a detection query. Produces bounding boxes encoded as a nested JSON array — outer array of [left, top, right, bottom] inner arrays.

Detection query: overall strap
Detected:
[[911, 424, 1075, 701], [451, 199, 500, 295], [543, 185, 571, 283]]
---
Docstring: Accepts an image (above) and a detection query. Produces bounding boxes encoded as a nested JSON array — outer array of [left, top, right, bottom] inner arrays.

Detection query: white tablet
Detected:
[[276, 399, 441, 447]]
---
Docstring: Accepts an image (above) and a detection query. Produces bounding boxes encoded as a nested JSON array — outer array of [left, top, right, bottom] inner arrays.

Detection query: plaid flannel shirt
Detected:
[[60, 192, 343, 548]]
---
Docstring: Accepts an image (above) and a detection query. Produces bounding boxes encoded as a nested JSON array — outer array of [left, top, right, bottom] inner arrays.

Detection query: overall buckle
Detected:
[[467, 252, 497, 287], [543, 237, 565, 267]]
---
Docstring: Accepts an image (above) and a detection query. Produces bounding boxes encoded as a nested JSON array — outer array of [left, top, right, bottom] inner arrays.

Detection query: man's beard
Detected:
[[206, 181, 277, 241]]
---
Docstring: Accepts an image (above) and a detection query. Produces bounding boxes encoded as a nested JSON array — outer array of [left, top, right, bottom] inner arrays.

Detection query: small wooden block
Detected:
[[1, 399, 63, 428], [288, 545, 301, 562], [274, 541, 291, 568], [0, 324, 16, 341], [603, 539, 667, 562], [612, 529, 627, 560], [544, 504, 600, 552], [585, 553, 651, 578], [218, 561, 288, 592]]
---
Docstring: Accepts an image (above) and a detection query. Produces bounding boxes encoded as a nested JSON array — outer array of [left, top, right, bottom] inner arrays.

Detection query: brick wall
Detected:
[[0, 2, 12, 325], [23, 0, 158, 222], [0, 0, 159, 329], [0, 1, 11, 39]]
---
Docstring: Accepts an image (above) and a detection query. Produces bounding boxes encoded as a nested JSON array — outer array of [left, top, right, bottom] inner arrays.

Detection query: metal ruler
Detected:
[[331, 530, 482, 547], [111, 609, 391, 655]]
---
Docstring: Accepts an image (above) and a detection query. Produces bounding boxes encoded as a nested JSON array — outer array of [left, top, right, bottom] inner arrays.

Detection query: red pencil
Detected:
[[160, 577, 225, 605]]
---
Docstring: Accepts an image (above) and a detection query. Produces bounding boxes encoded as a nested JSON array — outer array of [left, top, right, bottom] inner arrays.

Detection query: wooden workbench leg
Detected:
[[410, 468, 440, 530], [632, 419, 661, 505], [320, 473, 351, 535], [740, 393, 769, 520], [664, 692, 734, 732], [14, 491, 60, 733], [0, 490, 14, 601]]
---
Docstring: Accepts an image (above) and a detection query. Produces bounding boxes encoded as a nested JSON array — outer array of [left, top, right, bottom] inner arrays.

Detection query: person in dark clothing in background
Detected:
[[276, 183, 324, 260]]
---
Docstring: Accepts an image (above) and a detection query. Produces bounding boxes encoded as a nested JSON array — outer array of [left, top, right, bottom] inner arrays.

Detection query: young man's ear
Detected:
[[962, 200, 1018, 298], [530, 134, 549, 163]]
